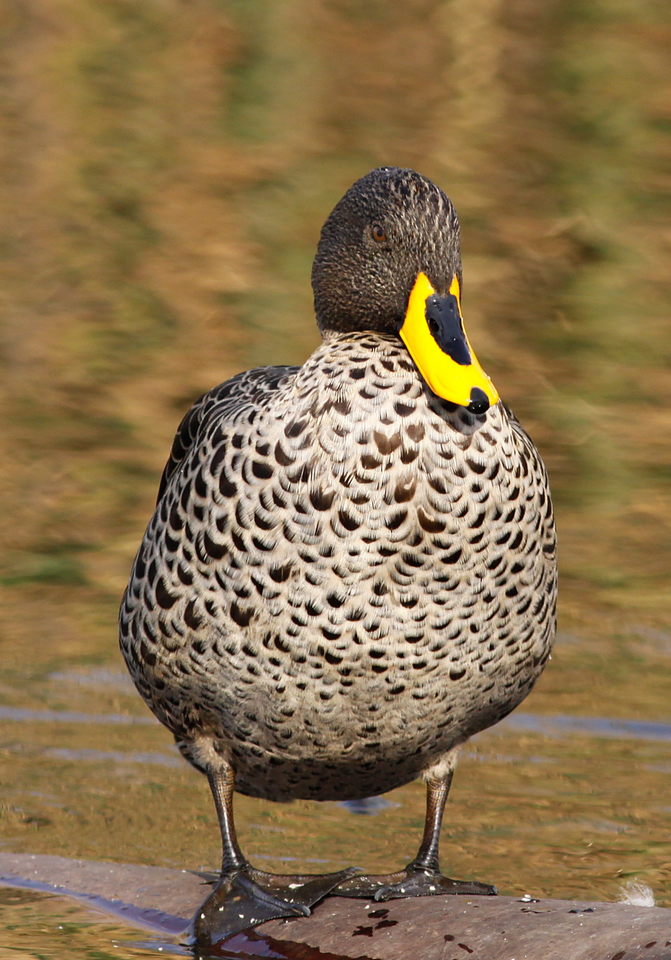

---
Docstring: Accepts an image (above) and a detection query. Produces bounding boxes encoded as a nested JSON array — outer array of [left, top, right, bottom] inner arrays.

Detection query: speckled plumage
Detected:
[[119, 167, 557, 938], [120, 330, 555, 800]]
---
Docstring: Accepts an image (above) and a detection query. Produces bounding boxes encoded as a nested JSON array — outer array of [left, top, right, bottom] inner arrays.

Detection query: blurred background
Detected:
[[1, 0, 670, 953]]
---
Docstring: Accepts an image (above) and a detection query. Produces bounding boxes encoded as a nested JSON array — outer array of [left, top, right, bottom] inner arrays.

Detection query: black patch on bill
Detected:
[[425, 294, 471, 365]]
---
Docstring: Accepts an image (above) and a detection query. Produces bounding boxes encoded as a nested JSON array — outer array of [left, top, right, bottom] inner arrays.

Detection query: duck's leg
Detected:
[[190, 763, 358, 947], [334, 772, 496, 901]]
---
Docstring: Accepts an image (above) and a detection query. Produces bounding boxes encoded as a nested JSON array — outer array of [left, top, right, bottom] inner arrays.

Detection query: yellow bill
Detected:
[[399, 272, 499, 413]]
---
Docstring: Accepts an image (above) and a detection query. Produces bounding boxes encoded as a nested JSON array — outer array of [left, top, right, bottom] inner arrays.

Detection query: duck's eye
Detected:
[[370, 223, 388, 244]]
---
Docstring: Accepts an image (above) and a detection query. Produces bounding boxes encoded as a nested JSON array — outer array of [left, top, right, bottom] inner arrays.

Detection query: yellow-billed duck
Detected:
[[119, 167, 557, 948]]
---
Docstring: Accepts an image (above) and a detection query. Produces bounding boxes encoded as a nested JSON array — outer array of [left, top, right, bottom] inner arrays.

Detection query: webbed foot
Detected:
[[190, 865, 359, 947], [334, 865, 496, 901]]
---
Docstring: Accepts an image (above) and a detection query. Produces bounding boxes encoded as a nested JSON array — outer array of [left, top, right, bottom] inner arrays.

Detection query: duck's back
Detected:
[[120, 332, 556, 802]]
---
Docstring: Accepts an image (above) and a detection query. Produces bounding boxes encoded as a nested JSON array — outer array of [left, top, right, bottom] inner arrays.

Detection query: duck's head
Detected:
[[312, 167, 499, 414]]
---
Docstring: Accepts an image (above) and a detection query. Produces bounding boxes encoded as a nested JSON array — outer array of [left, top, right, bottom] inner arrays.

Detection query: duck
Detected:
[[119, 166, 557, 949]]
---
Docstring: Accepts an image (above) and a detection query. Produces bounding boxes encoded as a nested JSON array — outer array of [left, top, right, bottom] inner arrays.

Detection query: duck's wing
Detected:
[[156, 365, 298, 504]]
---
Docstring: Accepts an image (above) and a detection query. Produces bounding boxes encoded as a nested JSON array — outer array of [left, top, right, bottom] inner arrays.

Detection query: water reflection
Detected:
[[0, 887, 178, 960], [0, 705, 154, 725], [502, 714, 671, 743]]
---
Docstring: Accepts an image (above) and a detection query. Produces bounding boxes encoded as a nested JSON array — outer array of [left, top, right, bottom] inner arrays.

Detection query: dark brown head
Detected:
[[312, 167, 461, 336], [311, 167, 498, 413]]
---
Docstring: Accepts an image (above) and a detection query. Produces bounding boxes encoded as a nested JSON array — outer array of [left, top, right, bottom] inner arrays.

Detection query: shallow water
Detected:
[[0, 886, 186, 960], [1, 0, 670, 957], [1, 656, 670, 958]]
